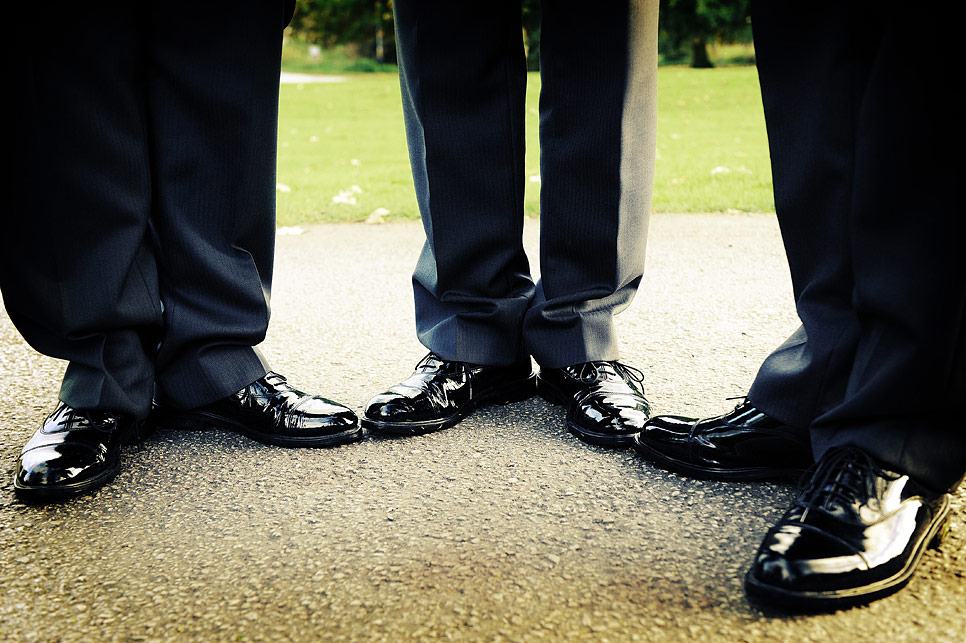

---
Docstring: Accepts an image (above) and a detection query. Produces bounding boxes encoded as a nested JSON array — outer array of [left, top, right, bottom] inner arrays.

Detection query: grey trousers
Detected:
[[394, 0, 659, 368]]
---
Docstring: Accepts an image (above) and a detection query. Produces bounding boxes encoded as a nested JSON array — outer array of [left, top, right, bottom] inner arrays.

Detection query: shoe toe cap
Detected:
[[16, 444, 104, 487], [643, 414, 695, 435], [298, 396, 359, 428], [638, 415, 695, 449], [575, 393, 650, 433], [364, 392, 419, 422], [750, 551, 798, 587], [748, 525, 868, 593]]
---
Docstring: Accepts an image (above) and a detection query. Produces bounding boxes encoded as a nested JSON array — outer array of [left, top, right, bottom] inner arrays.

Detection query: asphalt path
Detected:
[[1, 214, 963, 642]]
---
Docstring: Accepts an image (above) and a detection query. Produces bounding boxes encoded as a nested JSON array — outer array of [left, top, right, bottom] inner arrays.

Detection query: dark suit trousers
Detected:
[[394, 0, 658, 368], [1, 2, 292, 418], [747, 3, 966, 491]]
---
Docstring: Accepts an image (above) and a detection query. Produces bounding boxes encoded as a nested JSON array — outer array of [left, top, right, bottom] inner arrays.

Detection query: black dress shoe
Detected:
[[745, 446, 952, 611], [14, 403, 148, 502], [362, 353, 536, 435], [155, 372, 362, 447], [632, 400, 812, 480], [537, 361, 650, 447]]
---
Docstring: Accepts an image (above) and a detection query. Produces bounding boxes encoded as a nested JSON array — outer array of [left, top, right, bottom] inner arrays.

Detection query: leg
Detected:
[[633, 0, 860, 479], [146, 0, 290, 407], [744, 2, 964, 609], [2, 4, 160, 419], [395, 0, 535, 366], [4, 5, 159, 501], [530, 0, 659, 448], [745, 4, 861, 430], [363, 1, 538, 436], [147, 1, 361, 447], [808, 7, 966, 491], [523, 0, 658, 368]]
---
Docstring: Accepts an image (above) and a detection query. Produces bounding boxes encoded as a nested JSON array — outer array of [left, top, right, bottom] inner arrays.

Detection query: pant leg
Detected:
[[523, 0, 658, 368], [394, 0, 535, 366], [808, 7, 966, 492], [146, 1, 291, 407], [2, 5, 160, 418], [746, 3, 860, 430]]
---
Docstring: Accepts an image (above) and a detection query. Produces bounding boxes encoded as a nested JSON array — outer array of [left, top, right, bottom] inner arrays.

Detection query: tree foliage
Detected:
[[290, 0, 396, 63], [287, 1, 751, 71], [289, 0, 543, 69], [659, 0, 751, 67], [522, 0, 541, 71]]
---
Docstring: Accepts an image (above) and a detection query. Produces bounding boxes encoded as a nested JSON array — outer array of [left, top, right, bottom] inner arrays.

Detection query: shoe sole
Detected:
[[13, 419, 154, 503], [536, 375, 639, 448], [363, 374, 537, 436], [155, 409, 365, 448], [631, 433, 806, 482], [743, 494, 953, 611]]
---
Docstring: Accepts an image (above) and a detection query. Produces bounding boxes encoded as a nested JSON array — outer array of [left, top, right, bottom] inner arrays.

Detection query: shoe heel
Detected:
[[125, 414, 160, 446], [928, 513, 952, 550], [154, 408, 212, 432], [536, 378, 568, 406]]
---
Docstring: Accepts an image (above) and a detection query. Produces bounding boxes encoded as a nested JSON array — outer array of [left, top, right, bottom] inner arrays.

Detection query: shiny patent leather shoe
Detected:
[[745, 446, 952, 610], [537, 361, 650, 447], [362, 353, 536, 435], [155, 372, 362, 447], [14, 403, 147, 502], [632, 400, 811, 480]]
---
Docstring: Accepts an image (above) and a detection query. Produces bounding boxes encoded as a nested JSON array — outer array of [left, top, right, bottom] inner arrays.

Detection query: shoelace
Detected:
[[51, 405, 83, 431], [264, 371, 290, 387], [572, 360, 645, 386], [725, 395, 748, 411], [415, 352, 444, 370], [257, 372, 302, 409], [795, 447, 899, 517], [51, 403, 144, 449], [265, 371, 305, 396], [51, 404, 114, 430], [414, 354, 643, 388]]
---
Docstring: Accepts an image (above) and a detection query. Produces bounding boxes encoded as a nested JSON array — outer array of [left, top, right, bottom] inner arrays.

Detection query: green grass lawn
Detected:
[[276, 66, 773, 226]]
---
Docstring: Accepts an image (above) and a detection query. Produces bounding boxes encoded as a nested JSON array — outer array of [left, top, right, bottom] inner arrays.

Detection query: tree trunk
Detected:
[[375, 1, 385, 63], [690, 37, 714, 68]]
